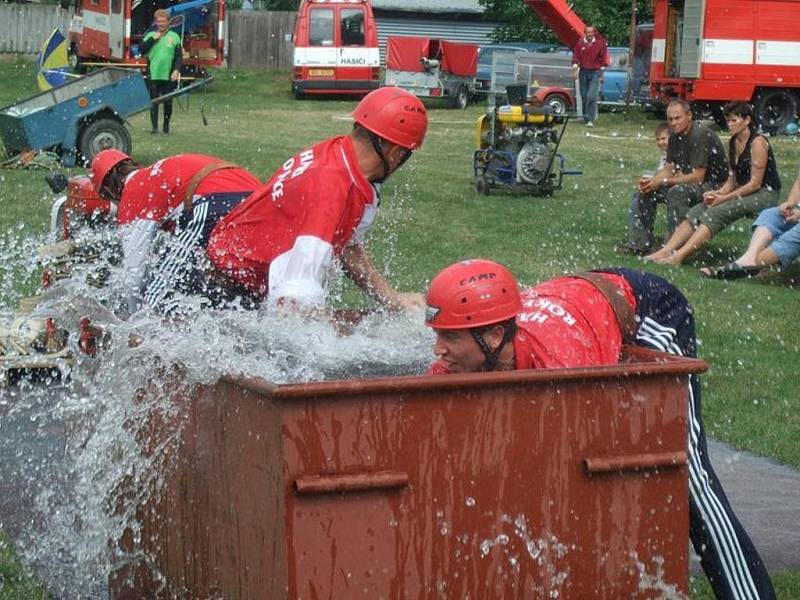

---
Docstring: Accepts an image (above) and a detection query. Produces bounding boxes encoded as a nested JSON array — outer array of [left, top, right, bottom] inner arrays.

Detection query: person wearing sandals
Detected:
[[701, 172, 800, 279], [645, 101, 780, 266]]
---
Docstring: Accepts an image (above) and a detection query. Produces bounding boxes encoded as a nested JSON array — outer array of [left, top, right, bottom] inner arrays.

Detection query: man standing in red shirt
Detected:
[[205, 87, 428, 312], [571, 25, 608, 127], [425, 260, 775, 600], [90, 150, 260, 315]]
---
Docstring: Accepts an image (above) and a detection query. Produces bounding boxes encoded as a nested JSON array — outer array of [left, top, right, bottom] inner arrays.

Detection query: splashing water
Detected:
[[0, 224, 434, 595], [631, 552, 688, 599], [478, 514, 571, 597]]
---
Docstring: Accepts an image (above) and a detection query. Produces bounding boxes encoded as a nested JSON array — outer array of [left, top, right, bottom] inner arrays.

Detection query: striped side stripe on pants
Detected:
[[603, 268, 774, 600]]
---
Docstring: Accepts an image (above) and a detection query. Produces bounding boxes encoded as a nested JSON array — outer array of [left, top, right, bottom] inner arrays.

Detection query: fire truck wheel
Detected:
[[754, 88, 798, 133], [449, 85, 469, 110], [544, 93, 569, 116], [79, 118, 132, 164]]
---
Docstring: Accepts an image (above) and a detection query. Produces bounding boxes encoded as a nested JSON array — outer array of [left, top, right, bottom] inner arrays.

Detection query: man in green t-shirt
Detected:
[[627, 98, 728, 252], [140, 9, 182, 134]]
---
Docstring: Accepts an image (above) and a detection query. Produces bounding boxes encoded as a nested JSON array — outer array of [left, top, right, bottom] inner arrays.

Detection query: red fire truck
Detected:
[[291, 0, 380, 98], [649, 0, 800, 132], [66, 0, 226, 73]]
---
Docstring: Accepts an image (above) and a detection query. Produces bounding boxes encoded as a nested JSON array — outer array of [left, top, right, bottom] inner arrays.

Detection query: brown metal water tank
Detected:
[[111, 345, 706, 598]]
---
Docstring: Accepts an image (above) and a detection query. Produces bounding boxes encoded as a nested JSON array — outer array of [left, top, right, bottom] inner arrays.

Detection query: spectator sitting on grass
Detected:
[[701, 169, 800, 279], [622, 99, 728, 255], [617, 121, 670, 255], [645, 101, 781, 265]]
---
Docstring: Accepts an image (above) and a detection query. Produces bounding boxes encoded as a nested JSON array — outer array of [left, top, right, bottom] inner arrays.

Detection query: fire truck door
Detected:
[[678, 0, 704, 78], [108, 0, 124, 59]]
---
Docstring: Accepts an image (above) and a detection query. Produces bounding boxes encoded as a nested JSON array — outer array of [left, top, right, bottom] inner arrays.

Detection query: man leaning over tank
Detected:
[[203, 87, 429, 313], [423, 259, 776, 600]]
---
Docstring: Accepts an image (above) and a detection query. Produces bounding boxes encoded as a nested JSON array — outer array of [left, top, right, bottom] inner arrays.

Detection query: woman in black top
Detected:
[[645, 100, 781, 265]]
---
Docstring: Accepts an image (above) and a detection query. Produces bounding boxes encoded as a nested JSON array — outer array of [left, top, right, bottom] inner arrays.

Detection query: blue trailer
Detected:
[[1, 67, 150, 167]]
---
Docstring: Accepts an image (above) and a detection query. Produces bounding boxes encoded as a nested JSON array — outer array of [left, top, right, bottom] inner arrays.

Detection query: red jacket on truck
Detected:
[[650, 0, 800, 131]]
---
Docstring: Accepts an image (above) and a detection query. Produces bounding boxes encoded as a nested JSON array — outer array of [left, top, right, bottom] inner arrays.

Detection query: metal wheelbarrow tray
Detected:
[[112, 345, 706, 598], [0, 67, 150, 167]]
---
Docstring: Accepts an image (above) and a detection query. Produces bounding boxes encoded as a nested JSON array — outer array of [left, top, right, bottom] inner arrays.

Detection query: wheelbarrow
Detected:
[[0, 67, 210, 167]]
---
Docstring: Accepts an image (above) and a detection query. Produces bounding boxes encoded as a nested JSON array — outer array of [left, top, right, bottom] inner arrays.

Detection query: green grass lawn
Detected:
[[0, 532, 49, 599], [0, 55, 798, 597]]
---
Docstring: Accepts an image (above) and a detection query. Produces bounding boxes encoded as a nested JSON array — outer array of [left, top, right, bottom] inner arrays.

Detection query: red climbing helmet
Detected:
[[352, 87, 428, 150], [425, 259, 522, 329], [90, 149, 131, 195]]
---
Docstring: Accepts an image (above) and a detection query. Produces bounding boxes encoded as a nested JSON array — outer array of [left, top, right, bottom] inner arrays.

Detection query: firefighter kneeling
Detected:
[[424, 259, 775, 600]]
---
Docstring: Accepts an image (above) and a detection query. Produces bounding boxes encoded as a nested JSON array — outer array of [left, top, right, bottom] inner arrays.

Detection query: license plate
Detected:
[[309, 69, 334, 77]]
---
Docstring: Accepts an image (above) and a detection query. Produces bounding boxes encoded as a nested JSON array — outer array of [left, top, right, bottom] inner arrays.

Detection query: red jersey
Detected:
[[116, 154, 261, 226], [429, 273, 636, 374], [206, 136, 379, 304]]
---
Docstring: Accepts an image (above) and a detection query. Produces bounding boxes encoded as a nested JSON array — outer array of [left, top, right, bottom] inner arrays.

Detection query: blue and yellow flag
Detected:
[[36, 29, 70, 91]]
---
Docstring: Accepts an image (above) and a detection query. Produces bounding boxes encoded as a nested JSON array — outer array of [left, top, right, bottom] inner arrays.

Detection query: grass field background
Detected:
[[0, 55, 797, 597]]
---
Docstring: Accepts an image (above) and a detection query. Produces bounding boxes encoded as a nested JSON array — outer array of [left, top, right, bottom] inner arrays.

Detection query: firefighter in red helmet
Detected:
[[424, 259, 776, 600], [205, 87, 428, 311], [425, 259, 523, 373], [90, 149, 136, 204], [88, 149, 260, 315]]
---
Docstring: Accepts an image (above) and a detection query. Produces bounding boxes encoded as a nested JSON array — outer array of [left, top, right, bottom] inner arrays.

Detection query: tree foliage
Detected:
[[263, 0, 299, 9], [478, 0, 653, 47]]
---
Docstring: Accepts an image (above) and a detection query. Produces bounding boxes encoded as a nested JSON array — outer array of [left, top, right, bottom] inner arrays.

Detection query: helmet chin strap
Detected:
[[470, 322, 517, 372], [367, 130, 392, 183], [366, 131, 412, 183]]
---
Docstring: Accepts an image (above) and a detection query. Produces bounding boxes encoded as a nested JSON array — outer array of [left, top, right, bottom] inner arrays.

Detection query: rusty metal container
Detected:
[[112, 346, 706, 598]]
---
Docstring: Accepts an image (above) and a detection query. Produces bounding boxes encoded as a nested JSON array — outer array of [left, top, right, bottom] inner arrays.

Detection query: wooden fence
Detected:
[[0, 4, 295, 70], [226, 10, 295, 71], [0, 4, 73, 54]]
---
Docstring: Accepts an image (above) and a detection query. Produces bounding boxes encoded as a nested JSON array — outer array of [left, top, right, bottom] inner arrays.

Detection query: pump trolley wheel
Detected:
[[79, 118, 132, 164], [475, 176, 491, 196]]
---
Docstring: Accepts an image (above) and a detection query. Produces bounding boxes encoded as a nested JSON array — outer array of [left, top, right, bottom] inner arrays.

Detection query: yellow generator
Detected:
[[473, 99, 581, 196]]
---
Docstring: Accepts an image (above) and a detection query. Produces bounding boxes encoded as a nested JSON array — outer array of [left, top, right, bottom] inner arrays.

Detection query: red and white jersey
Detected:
[[116, 153, 260, 226], [115, 153, 259, 313], [429, 273, 636, 374], [206, 135, 379, 306]]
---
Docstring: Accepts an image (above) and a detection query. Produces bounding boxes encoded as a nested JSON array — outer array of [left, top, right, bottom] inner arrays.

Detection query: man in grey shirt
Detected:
[[626, 98, 728, 253]]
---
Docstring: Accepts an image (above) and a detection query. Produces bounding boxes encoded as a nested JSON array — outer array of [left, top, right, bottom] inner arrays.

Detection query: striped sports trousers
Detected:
[[143, 192, 252, 315], [602, 268, 774, 600]]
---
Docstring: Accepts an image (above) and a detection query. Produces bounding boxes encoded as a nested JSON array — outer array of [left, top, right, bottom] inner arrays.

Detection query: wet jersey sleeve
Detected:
[[266, 168, 355, 307], [119, 220, 159, 313], [268, 235, 334, 307]]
